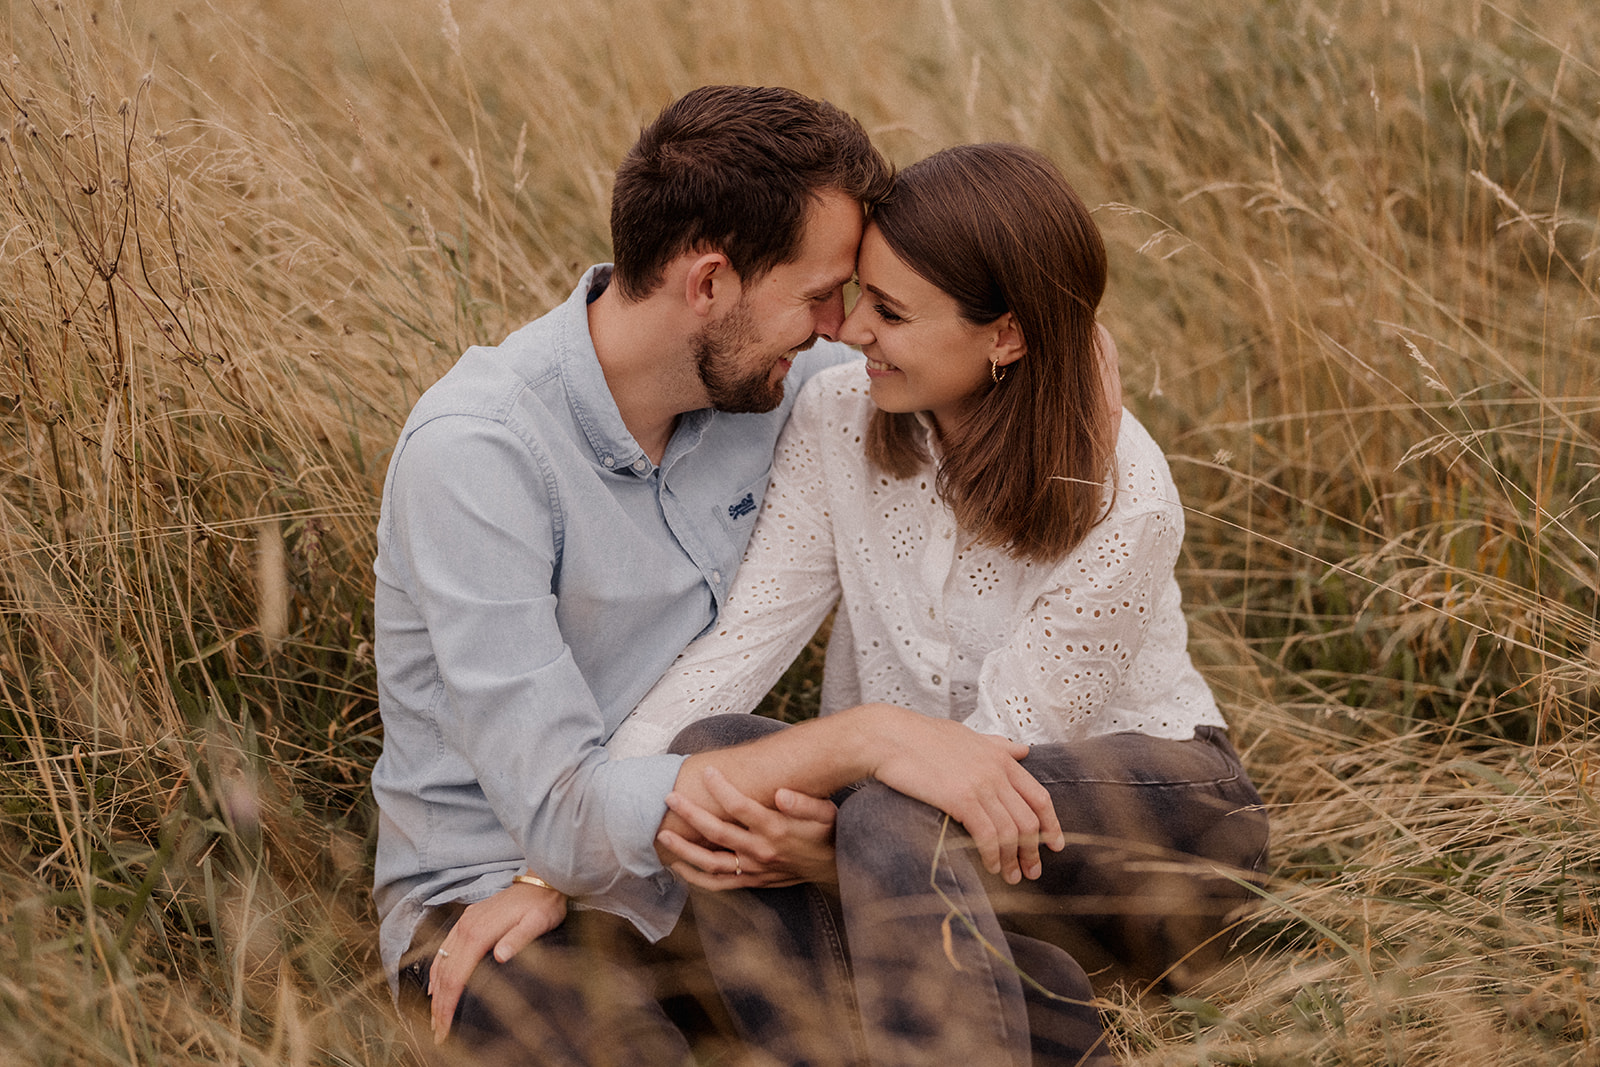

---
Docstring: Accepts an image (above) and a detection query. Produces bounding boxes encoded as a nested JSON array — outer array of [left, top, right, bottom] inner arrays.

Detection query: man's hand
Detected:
[[426, 881, 567, 1044], [864, 707, 1066, 884], [656, 765, 838, 889]]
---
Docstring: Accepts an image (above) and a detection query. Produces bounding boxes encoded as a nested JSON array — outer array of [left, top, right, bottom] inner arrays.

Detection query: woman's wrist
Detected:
[[838, 702, 914, 780]]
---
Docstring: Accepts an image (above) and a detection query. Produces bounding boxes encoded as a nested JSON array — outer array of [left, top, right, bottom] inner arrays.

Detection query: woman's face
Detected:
[[839, 224, 1018, 437]]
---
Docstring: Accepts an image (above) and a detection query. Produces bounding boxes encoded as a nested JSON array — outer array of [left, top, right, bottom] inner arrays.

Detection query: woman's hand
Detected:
[[426, 880, 567, 1044], [861, 705, 1066, 884], [657, 765, 838, 889]]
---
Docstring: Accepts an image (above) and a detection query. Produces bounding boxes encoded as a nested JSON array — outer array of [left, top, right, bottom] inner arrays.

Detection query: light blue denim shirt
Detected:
[[371, 265, 854, 982]]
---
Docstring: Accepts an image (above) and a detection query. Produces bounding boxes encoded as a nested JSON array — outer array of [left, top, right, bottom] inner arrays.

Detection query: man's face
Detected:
[[693, 189, 863, 413]]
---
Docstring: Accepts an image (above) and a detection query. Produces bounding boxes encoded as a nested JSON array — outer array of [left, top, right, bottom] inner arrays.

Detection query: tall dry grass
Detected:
[[0, 0, 1594, 1063]]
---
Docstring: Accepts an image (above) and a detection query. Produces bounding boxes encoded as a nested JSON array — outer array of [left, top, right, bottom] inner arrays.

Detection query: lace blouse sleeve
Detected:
[[971, 477, 1184, 745], [608, 384, 843, 759]]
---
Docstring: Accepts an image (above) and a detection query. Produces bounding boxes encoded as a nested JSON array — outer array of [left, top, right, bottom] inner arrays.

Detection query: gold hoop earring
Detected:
[[990, 359, 1006, 384]]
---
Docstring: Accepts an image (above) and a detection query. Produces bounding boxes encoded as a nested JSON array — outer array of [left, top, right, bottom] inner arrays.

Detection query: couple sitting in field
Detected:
[[371, 84, 1268, 1066]]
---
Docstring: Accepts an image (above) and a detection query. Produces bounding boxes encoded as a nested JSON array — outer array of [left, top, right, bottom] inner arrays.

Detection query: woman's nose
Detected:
[[838, 300, 872, 346]]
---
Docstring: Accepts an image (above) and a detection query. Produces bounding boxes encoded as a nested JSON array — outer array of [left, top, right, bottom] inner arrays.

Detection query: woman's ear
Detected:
[[992, 313, 1027, 368], [683, 252, 736, 319]]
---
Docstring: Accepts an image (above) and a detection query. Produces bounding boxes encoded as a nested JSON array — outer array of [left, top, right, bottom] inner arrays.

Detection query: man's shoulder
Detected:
[[397, 279, 595, 453], [411, 320, 563, 421]]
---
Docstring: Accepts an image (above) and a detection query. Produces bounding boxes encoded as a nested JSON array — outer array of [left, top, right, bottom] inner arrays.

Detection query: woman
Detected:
[[612, 143, 1268, 1066]]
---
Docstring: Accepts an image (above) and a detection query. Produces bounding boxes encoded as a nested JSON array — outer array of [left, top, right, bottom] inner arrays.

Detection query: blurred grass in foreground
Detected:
[[0, 0, 1595, 1062]]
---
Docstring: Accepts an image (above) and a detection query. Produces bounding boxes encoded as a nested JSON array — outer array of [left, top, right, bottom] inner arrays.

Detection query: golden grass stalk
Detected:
[[0, 0, 1595, 1063]]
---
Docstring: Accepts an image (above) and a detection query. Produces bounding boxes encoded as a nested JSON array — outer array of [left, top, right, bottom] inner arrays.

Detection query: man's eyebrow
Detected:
[[804, 277, 852, 300]]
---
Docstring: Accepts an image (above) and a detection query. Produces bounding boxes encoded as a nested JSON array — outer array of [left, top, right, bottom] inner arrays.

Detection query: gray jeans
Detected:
[[671, 716, 1269, 1067]]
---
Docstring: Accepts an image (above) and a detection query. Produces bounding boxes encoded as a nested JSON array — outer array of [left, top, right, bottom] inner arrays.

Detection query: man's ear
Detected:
[[683, 252, 737, 318], [992, 313, 1027, 368]]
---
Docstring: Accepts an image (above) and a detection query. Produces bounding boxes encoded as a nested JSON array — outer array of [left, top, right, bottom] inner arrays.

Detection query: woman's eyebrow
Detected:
[[860, 281, 906, 311]]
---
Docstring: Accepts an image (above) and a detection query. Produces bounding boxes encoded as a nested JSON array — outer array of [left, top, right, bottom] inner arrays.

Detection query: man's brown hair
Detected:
[[866, 143, 1114, 562], [610, 85, 893, 300]]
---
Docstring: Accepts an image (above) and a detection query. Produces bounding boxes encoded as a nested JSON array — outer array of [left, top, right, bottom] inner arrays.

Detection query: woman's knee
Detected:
[[668, 713, 786, 755], [837, 780, 935, 831], [835, 781, 953, 874]]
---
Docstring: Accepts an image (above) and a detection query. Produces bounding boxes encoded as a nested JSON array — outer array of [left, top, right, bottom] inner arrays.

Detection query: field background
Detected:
[[2, 0, 1596, 1063]]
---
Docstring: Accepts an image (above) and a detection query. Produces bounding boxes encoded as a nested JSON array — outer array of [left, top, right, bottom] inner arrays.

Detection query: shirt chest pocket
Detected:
[[707, 471, 771, 581]]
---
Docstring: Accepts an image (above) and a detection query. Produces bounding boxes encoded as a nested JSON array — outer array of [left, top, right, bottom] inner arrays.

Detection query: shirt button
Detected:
[[931, 674, 943, 686], [712, 570, 723, 584], [601, 455, 615, 468], [927, 606, 937, 620], [632, 458, 648, 472]]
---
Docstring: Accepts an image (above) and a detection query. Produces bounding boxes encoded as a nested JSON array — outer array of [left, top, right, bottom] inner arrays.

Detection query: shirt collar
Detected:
[[560, 265, 658, 477], [913, 410, 945, 465]]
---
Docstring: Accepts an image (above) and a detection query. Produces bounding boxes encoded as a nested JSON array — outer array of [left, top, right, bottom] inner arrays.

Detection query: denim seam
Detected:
[[1026, 769, 1242, 788], [932, 827, 1026, 1062], [806, 889, 867, 1060]]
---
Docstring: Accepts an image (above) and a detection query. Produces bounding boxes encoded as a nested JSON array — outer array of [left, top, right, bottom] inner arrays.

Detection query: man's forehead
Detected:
[[789, 193, 863, 283], [773, 256, 853, 301]]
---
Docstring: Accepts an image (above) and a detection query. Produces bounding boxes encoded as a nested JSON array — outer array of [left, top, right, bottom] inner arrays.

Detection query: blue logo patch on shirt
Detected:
[[727, 493, 756, 520]]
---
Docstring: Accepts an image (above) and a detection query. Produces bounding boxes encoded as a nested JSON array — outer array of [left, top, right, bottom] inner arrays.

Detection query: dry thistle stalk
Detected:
[[256, 520, 288, 651]]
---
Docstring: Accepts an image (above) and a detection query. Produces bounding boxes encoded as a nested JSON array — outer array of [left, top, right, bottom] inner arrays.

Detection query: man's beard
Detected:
[[692, 299, 789, 414]]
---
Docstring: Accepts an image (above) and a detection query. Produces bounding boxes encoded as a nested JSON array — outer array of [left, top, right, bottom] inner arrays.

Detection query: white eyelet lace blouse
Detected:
[[609, 362, 1226, 759]]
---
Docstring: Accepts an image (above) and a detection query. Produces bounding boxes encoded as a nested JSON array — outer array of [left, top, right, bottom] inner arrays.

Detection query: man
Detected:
[[371, 85, 1062, 1065]]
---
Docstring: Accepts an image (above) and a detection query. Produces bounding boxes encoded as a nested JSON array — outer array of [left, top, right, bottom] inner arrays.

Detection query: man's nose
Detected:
[[813, 291, 847, 341]]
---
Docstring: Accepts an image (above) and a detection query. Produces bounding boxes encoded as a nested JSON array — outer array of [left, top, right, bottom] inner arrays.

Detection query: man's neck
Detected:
[[585, 281, 706, 466]]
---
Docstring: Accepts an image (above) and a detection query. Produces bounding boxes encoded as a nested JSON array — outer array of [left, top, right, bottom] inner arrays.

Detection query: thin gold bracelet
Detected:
[[511, 871, 556, 891]]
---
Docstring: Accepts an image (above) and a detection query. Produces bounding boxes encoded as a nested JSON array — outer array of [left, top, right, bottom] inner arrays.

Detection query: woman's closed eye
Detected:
[[873, 303, 904, 323]]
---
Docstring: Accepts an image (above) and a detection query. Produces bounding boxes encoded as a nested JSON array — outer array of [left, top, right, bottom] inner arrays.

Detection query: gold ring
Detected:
[[734, 854, 742, 876]]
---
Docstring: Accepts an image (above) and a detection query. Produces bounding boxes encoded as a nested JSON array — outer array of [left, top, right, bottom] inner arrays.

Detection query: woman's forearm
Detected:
[[667, 703, 1065, 884]]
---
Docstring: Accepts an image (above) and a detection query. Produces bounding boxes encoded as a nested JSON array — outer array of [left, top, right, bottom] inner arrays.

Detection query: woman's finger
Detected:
[[1008, 758, 1066, 853], [774, 787, 838, 827], [976, 788, 1025, 884], [656, 827, 745, 875], [986, 738, 1064, 853], [700, 765, 780, 827], [983, 759, 1043, 881], [987, 785, 1039, 883], [664, 791, 760, 854], [668, 861, 798, 892], [951, 798, 1002, 877]]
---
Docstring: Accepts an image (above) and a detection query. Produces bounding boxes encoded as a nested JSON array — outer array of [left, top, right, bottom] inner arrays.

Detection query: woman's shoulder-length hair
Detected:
[[866, 142, 1116, 563]]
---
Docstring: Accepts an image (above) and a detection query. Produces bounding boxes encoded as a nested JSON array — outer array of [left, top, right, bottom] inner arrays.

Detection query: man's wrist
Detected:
[[511, 871, 557, 892]]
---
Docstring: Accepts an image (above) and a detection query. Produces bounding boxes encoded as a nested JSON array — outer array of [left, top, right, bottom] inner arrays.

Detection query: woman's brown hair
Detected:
[[866, 143, 1114, 562]]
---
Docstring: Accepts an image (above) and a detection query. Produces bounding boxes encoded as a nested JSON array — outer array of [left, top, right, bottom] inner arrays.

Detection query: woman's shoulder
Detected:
[[1105, 409, 1184, 518]]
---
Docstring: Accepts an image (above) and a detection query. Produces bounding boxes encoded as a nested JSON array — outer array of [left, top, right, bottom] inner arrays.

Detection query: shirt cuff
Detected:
[[602, 751, 687, 878]]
